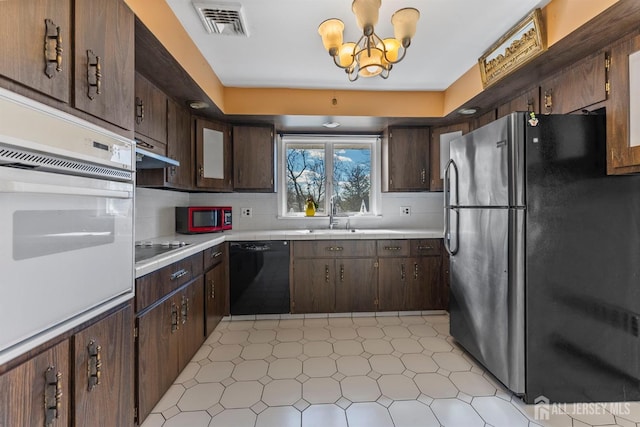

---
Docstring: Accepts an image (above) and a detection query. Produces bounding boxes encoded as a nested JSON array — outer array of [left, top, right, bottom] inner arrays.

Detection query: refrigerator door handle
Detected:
[[444, 160, 459, 255]]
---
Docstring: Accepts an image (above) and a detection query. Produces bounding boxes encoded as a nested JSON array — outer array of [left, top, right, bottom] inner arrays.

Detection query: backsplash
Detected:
[[136, 188, 444, 239]]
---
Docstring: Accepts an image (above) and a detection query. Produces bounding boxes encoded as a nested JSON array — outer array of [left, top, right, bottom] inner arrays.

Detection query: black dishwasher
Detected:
[[229, 241, 290, 315]]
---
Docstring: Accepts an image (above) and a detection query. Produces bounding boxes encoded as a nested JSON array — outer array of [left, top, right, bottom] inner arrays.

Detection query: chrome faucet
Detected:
[[329, 195, 339, 229]]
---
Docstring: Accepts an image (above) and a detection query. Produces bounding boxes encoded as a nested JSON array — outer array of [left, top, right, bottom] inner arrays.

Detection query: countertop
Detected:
[[135, 228, 444, 278]]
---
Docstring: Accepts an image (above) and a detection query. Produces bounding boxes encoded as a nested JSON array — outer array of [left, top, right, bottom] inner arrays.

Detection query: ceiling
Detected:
[[166, 0, 549, 93]]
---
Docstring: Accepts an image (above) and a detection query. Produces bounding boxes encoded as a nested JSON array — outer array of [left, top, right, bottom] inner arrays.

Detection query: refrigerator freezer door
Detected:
[[449, 206, 525, 393], [449, 113, 525, 208]]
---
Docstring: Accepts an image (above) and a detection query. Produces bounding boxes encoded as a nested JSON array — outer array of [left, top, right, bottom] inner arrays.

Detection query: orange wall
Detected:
[[127, 0, 618, 118]]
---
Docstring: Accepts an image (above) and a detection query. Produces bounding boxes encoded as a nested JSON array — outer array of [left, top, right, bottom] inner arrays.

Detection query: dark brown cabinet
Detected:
[[382, 127, 431, 192], [233, 125, 275, 191], [291, 240, 377, 313], [0, 339, 70, 427], [378, 239, 444, 311], [135, 254, 205, 425], [195, 118, 233, 191], [136, 98, 194, 190], [204, 244, 229, 336], [73, 304, 134, 427], [429, 122, 470, 191], [539, 52, 608, 115], [0, 0, 72, 103], [606, 32, 640, 174], [73, 0, 134, 131], [497, 86, 540, 119], [134, 72, 167, 145]]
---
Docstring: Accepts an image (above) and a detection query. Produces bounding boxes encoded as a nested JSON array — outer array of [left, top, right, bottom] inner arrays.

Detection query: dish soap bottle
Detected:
[[305, 196, 316, 217]]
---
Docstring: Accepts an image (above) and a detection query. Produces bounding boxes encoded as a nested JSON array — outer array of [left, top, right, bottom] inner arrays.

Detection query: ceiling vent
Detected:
[[192, 2, 249, 37]]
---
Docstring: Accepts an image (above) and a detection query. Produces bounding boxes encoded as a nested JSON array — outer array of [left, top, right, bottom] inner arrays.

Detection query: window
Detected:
[[280, 135, 379, 217]]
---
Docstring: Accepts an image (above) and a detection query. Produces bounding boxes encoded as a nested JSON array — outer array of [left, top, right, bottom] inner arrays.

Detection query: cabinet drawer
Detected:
[[410, 239, 442, 257], [204, 243, 226, 271], [292, 240, 376, 257], [136, 253, 204, 312], [377, 240, 410, 257]]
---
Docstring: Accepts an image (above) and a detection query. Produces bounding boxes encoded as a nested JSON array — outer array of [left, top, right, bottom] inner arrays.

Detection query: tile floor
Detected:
[[141, 313, 640, 427]]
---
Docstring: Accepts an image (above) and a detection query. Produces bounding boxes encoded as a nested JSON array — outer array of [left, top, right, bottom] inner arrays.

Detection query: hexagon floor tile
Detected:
[[141, 313, 630, 427]]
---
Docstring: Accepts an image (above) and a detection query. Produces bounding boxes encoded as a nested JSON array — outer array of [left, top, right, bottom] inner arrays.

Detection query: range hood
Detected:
[[135, 146, 180, 169]]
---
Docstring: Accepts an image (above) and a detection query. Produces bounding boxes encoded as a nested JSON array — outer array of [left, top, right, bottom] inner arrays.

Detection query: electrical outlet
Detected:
[[241, 207, 252, 217], [401, 206, 411, 216]]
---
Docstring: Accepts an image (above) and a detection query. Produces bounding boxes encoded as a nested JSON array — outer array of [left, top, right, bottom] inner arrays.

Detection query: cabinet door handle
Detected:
[[199, 165, 204, 178], [544, 89, 553, 114], [209, 279, 215, 299], [87, 340, 102, 391], [414, 263, 419, 280], [401, 263, 406, 280], [421, 168, 426, 184], [87, 50, 101, 100], [181, 295, 189, 324], [170, 303, 179, 333], [45, 367, 63, 427], [325, 264, 330, 283], [44, 19, 62, 78], [135, 97, 144, 124], [170, 269, 188, 281], [384, 246, 401, 251], [340, 264, 344, 281]]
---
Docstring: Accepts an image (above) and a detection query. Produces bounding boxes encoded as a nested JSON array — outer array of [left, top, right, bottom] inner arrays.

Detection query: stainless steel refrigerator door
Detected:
[[449, 206, 525, 393], [449, 113, 524, 208]]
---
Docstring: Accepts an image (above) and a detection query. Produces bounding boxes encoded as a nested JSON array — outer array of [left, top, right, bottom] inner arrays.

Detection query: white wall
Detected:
[[135, 188, 190, 240]]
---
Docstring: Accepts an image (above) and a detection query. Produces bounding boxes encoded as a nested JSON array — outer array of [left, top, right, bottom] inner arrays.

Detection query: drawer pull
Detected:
[[417, 245, 434, 250], [87, 340, 102, 391], [44, 367, 62, 427], [384, 246, 401, 251], [401, 263, 406, 280], [335, 246, 343, 251], [326, 246, 335, 252], [325, 264, 330, 283], [170, 269, 188, 281], [170, 303, 179, 333], [210, 251, 223, 259]]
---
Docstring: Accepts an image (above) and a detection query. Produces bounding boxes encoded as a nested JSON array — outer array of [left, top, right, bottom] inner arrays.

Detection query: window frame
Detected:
[[277, 134, 381, 218]]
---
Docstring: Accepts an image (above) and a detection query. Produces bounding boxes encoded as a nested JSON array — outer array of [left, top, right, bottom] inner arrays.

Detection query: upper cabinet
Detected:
[[0, 0, 72, 103], [134, 72, 167, 145], [232, 125, 275, 192], [606, 32, 640, 174], [166, 99, 194, 189], [539, 52, 608, 115], [430, 122, 470, 191], [73, 0, 134, 131], [195, 118, 233, 191], [382, 127, 431, 192]]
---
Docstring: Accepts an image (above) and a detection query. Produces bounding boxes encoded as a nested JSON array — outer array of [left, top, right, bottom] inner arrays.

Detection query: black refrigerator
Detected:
[[444, 111, 640, 403]]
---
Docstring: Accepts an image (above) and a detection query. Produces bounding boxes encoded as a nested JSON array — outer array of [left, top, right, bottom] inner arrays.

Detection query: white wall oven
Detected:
[[0, 88, 135, 365]]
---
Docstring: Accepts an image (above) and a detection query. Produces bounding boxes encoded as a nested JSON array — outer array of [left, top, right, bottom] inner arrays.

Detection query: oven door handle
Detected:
[[0, 180, 132, 199]]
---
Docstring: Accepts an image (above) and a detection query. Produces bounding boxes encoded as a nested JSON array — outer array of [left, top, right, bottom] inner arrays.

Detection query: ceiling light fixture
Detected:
[[457, 107, 478, 115], [318, 0, 419, 82]]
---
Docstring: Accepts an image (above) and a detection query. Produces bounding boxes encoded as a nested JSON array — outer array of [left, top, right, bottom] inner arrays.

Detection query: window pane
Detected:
[[333, 145, 371, 214], [285, 144, 326, 214]]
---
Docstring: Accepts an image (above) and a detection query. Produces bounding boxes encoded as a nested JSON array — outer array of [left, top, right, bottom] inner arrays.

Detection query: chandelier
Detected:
[[317, 0, 419, 81]]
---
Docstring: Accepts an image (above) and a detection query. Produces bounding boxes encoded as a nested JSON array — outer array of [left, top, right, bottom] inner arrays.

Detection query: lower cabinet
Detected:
[[204, 243, 229, 336], [0, 339, 70, 427], [73, 304, 134, 427], [136, 277, 204, 424], [0, 302, 134, 427], [291, 239, 446, 314]]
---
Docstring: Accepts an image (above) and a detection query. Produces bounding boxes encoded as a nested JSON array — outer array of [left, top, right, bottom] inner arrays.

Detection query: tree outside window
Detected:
[[284, 137, 374, 216]]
